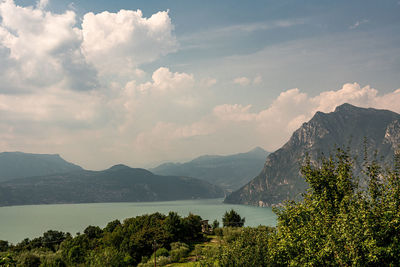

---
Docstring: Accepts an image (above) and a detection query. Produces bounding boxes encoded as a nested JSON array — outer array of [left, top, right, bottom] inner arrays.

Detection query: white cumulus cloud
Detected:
[[0, 1, 179, 93], [137, 67, 194, 93], [0, 0, 97, 92], [211, 83, 400, 151], [81, 9, 178, 78]]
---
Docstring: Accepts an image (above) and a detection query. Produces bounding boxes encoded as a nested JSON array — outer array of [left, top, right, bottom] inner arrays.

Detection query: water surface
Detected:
[[0, 198, 276, 244]]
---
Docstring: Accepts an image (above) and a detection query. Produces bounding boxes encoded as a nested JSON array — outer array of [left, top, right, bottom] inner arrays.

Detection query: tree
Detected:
[[104, 219, 121, 233], [222, 209, 245, 227], [272, 148, 400, 266], [208, 147, 400, 266], [212, 219, 219, 229], [182, 213, 203, 241], [84, 225, 103, 239]]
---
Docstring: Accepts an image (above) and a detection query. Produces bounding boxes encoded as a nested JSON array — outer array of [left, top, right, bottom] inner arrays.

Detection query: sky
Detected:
[[0, 0, 400, 170]]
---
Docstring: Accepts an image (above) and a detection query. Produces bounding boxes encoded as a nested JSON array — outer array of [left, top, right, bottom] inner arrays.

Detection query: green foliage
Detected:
[[214, 227, 223, 237], [215, 226, 275, 266], [221, 227, 242, 243], [39, 253, 66, 267], [212, 219, 219, 229], [206, 148, 400, 266], [67, 245, 84, 264], [222, 209, 245, 227], [170, 242, 190, 262], [0, 241, 8, 252], [138, 255, 171, 267], [83, 226, 103, 239], [155, 247, 169, 258], [270, 148, 400, 266], [0, 212, 205, 266], [0, 253, 16, 266], [21, 253, 41, 267], [103, 219, 121, 233], [182, 213, 203, 241], [86, 247, 126, 267]]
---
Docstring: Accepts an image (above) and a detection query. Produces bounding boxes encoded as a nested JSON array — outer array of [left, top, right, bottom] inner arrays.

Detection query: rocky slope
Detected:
[[225, 103, 400, 206], [151, 147, 269, 191]]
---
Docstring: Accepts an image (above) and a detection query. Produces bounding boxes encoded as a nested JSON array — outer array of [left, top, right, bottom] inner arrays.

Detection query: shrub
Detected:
[[21, 253, 41, 267], [170, 242, 190, 262], [155, 247, 169, 258]]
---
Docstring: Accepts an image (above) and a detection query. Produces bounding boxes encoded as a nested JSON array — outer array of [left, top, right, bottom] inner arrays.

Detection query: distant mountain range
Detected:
[[225, 103, 400, 206], [0, 164, 224, 206], [0, 152, 82, 182], [151, 147, 269, 191]]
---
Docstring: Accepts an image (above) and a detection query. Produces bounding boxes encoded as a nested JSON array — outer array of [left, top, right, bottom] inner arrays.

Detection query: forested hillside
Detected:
[[0, 165, 223, 206]]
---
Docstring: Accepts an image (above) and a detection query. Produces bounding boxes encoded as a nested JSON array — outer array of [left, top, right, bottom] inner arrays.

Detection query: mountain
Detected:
[[0, 152, 83, 182], [0, 164, 224, 206], [225, 103, 400, 206], [151, 147, 269, 191]]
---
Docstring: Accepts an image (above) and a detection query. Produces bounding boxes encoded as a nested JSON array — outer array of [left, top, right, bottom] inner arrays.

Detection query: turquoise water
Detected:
[[0, 199, 276, 244]]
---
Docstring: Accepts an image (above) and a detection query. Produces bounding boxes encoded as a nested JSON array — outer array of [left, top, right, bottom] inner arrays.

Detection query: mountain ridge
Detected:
[[151, 147, 269, 191], [0, 165, 224, 206], [0, 152, 83, 182], [225, 103, 400, 206]]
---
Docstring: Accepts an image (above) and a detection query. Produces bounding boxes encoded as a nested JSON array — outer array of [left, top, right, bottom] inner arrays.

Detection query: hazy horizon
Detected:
[[0, 0, 399, 170]]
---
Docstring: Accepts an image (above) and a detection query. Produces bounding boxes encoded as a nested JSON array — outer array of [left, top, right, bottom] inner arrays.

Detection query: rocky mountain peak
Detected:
[[225, 104, 400, 207]]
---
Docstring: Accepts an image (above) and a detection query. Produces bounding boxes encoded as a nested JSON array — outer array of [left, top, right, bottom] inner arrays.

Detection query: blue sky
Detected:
[[1, 0, 400, 169]]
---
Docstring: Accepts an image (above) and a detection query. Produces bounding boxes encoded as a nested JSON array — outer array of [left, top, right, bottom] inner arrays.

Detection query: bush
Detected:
[[217, 227, 274, 266], [214, 227, 223, 237], [138, 256, 171, 267], [222, 227, 242, 243], [155, 247, 169, 258], [21, 253, 41, 267], [39, 254, 66, 267], [170, 242, 190, 262]]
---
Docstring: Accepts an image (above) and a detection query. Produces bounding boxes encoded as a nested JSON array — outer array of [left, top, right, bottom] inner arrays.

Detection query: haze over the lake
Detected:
[[0, 0, 399, 170]]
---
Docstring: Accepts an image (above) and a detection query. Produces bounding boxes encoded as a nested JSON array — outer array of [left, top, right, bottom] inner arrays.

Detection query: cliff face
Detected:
[[224, 103, 400, 206]]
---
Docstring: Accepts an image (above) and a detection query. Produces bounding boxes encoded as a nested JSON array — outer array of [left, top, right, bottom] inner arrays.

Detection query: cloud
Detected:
[[112, 67, 198, 136], [137, 83, 400, 163], [137, 67, 194, 93], [0, 1, 178, 93], [36, 0, 49, 9], [0, 87, 105, 125], [202, 78, 217, 87], [211, 83, 400, 149], [81, 9, 178, 78], [349, 19, 369, 29], [253, 75, 262, 85], [233, 76, 250, 86], [180, 18, 306, 48], [213, 19, 306, 34], [0, 0, 97, 92], [233, 75, 262, 86], [213, 104, 256, 121]]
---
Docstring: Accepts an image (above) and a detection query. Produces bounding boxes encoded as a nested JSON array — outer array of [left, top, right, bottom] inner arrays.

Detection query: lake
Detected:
[[0, 198, 276, 244]]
